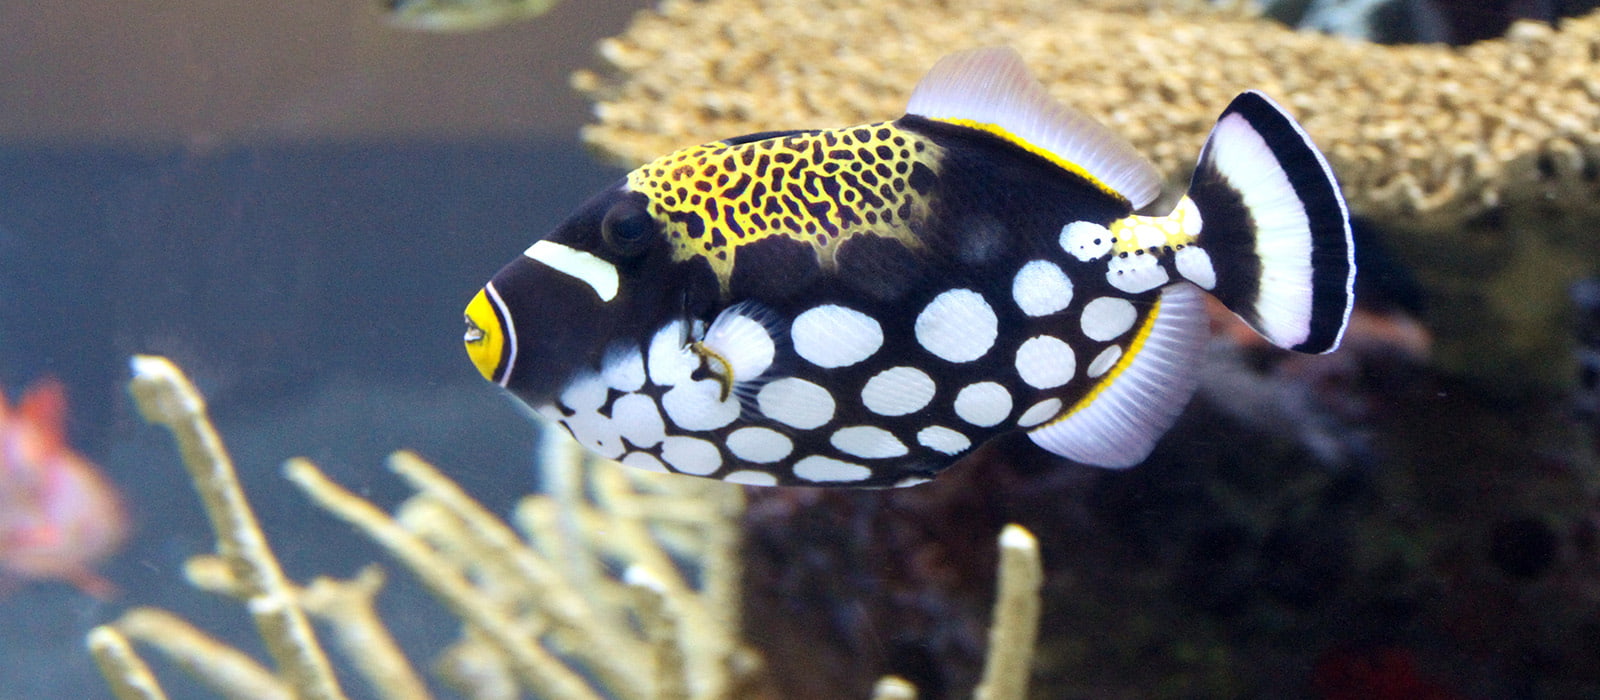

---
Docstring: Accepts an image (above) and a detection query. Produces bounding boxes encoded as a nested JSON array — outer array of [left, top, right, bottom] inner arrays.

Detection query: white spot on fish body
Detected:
[[1017, 398, 1063, 427], [1106, 254, 1169, 293], [915, 289, 998, 362], [1061, 221, 1112, 261], [1014, 335, 1077, 389], [793, 455, 872, 483], [894, 476, 933, 488], [953, 382, 1012, 427], [559, 371, 608, 412], [722, 470, 779, 486], [611, 393, 666, 448], [648, 321, 696, 386], [860, 366, 936, 416], [562, 412, 624, 459], [1175, 246, 1217, 290], [661, 378, 741, 431], [660, 436, 722, 476], [601, 345, 646, 392], [830, 426, 909, 459], [1011, 260, 1073, 317], [1087, 345, 1123, 378], [756, 377, 835, 429], [1132, 219, 1168, 250], [622, 451, 670, 473], [726, 427, 794, 463], [524, 240, 620, 302], [792, 305, 883, 368], [1081, 297, 1138, 341], [916, 426, 971, 455]]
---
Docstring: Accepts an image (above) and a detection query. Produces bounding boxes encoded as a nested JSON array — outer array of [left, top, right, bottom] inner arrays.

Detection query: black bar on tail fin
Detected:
[[1186, 91, 1355, 355]]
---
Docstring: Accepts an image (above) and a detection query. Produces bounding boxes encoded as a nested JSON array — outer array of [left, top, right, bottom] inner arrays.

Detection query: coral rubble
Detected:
[[576, 0, 1600, 226]]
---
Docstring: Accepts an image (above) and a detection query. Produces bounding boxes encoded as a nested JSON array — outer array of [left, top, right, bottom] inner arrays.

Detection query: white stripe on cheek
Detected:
[[485, 281, 516, 387], [524, 240, 620, 302]]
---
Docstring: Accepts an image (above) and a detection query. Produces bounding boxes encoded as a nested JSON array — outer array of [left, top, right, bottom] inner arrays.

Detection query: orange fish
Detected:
[[0, 379, 128, 597]]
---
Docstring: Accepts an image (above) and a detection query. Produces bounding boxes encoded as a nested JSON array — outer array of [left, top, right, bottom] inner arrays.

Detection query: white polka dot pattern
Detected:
[[1087, 345, 1123, 378], [661, 378, 741, 431], [601, 345, 646, 392], [953, 382, 1012, 427], [1013, 335, 1076, 389], [794, 455, 872, 483], [563, 413, 624, 459], [726, 427, 793, 463], [1175, 247, 1217, 290], [756, 377, 836, 429], [1081, 297, 1138, 341], [560, 372, 608, 412], [1011, 260, 1073, 317], [830, 426, 909, 459], [914, 289, 998, 362], [916, 426, 971, 455], [611, 393, 666, 448], [792, 305, 884, 368], [1016, 398, 1063, 427], [661, 435, 722, 476], [860, 366, 936, 416], [647, 321, 696, 386], [622, 451, 669, 473], [1106, 255, 1170, 293], [722, 470, 778, 486], [1061, 221, 1112, 261]]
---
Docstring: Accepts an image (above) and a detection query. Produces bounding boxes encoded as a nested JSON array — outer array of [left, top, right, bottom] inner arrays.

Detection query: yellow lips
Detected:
[[463, 288, 506, 383]]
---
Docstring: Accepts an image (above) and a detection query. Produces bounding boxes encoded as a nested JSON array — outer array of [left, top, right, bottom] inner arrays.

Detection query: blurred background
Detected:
[[0, 1, 646, 696]]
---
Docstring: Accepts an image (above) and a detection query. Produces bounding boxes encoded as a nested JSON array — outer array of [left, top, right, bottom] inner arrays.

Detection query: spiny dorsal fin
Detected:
[[905, 46, 1164, 209]]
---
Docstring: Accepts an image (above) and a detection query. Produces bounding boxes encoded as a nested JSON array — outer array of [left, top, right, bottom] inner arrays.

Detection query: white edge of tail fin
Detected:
[[1028, 282, 1207, 468], [904, 47, 1165, 210], [1192, 91, 1355, 354]]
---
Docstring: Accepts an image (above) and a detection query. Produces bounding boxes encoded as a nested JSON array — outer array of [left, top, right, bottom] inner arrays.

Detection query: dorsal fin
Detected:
[[905, 47, 1163, 209]]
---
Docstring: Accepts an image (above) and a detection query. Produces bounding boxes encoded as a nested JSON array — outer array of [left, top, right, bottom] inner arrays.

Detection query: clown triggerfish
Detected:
[[463, 47, 1355, 488]]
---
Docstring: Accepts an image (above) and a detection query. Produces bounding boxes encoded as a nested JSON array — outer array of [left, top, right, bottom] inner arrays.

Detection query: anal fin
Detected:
[[1028, 282, 1207, 468]]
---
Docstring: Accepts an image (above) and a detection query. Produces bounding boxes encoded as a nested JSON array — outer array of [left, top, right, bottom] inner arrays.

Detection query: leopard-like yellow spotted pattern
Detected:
[[625, 122, 945, 289]]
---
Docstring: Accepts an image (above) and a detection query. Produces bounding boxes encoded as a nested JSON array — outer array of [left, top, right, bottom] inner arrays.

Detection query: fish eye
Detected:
[[601, 198, 658, 257]]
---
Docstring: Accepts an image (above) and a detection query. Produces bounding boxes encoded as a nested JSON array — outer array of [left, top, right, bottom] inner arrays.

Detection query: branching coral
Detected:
[[90, 355, 760, 700], [89, 356, 1051, 699], [575, 0, 1600, 225]]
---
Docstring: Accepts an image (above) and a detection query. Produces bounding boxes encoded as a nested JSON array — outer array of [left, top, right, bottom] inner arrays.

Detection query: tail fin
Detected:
[[1185, 91, 1354, 354]]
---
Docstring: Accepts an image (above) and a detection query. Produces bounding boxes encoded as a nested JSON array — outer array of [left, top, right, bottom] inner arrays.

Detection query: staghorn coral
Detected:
[[575, 0, 1600, 225], [90, 356, 1050, 700], [91, 355, 761, 700]]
